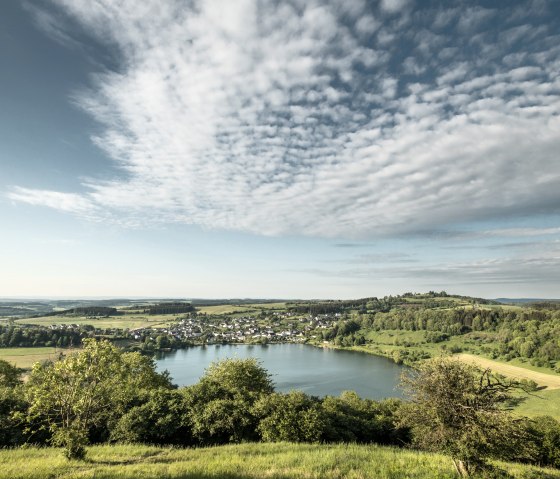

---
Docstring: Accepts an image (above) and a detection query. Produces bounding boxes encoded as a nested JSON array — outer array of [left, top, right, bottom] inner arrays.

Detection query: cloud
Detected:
[[306, 244, 560, 286], [7, 187, 97, 215], [380, 0, 411, 14], [10, 0, 560, 239]]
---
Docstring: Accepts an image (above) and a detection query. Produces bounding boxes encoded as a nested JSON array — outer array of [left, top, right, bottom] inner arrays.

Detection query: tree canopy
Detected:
[[25, 339, 171, 458], [398, 357, 532, 477]]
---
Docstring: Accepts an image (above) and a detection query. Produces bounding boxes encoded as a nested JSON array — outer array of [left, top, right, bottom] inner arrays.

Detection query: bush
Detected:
[[254, 391, 325, 442], [0, 386, 28, 447], [182, 358, 273, 445], [527, 416, 560, 468], [111, 388, 191, 445]]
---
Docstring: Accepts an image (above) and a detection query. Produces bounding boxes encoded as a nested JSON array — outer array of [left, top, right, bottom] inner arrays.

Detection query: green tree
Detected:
[[528, 415, 560, 468], [253, 391, 325, 442], [397, 357, 532, 477], [25, 339, 171, 459], [321, 391, 406, 445], [182, 358, 273, 445], [111, 388, 190, 445], [0, 359, 23, 388], [0, 385, 28, 447]]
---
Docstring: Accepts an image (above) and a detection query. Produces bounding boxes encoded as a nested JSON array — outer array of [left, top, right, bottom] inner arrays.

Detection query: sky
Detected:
[[1, 0, 560, 299]]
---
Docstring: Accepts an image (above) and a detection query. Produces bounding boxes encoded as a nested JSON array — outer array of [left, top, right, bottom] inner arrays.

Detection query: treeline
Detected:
[[1, 341, 558, 472], [0, 324, 195, 352], [288, 296, 400, 316], [40, 306, 119, 317], [285, 292, 496, 316], [0, 324, 91, 348], [145, 302, 195, 315]]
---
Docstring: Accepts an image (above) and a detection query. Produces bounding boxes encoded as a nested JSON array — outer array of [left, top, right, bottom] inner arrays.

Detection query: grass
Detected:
[[196, 305, 256, 315], [454, 354, 560, 389], [16, 314, 178, 330], [361, 330, 472, 358], [515, 388, 560, 420], [0, 347, 78, 368], [0, 442, 558, 479]]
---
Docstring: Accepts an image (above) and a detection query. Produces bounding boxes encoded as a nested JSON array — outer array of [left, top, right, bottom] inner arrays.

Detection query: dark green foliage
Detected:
[[182, 358, 273, 445], [321, 392, 407, 445], [527, 416, 560, 468], [288, 297, 397, 315], [424, 331, 450, 343], [0, 358, 23, 387], [0, 385, 28, 446], [145, 302, 195, 315], [111, 389, 191, 445], [68, 306, 118, 316], [253, 391, 326, 442], [0, 324, 89, 348]]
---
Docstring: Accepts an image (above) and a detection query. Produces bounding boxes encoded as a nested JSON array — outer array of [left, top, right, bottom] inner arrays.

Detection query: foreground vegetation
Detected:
[[1, 340, 559, 477], [1, 442, 559, 479]]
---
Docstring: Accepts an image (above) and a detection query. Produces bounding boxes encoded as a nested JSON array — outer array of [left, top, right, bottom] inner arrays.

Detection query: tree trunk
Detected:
[[452, 459, 470, 477]]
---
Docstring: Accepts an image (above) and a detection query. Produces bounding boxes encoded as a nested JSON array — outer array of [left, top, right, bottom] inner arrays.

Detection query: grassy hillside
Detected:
[[1, 443, 559, 479]]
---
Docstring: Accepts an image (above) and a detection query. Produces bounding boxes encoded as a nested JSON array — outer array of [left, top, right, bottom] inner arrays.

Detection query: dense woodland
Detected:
[[144, 302, 195, 315], [0, 324, 91, 348]]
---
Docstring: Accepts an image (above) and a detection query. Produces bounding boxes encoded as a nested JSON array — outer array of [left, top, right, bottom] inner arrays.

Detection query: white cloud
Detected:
[[10, 0, 560, 239], [7, 187, 96, 215], [379, 0, 411, 14]]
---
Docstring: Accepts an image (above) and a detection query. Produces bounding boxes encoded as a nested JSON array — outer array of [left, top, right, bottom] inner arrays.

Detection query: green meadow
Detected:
[[1, 442, 558, 479], [0, 347, 75, 368]]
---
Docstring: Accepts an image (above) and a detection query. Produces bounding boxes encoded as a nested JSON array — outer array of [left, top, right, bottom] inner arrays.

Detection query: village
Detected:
[[132, 311, 342, 345]]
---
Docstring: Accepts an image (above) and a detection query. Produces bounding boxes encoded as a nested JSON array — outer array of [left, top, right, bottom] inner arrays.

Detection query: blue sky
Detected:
[[1, 0, 560, 299]]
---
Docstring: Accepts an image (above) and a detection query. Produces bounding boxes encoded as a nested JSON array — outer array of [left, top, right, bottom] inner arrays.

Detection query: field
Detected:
[[515, 388, 560, 420], [196, 302, 287, 315], [15, 314, 177, 330], [195, 304, 256, 315], [0, 347, 78, 368], [455, 353, 560, 389], [0, 442, 558, 479]]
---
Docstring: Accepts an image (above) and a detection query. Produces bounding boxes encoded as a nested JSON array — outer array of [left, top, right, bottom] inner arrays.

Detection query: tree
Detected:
[[110, 388, 190, 445], [253, 390, 325, 442], [528, 415, 560, 468], [397, 357, 531, 477], [321, 392, 407, 445], [0, 383, 27, 447], [182, 358, 273, 444], [0, 359, 23, 388], [25, 339, 171, 459]]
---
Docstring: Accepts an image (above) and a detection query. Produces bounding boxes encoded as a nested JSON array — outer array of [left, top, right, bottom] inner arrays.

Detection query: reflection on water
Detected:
[[155, 344, 406, 399]]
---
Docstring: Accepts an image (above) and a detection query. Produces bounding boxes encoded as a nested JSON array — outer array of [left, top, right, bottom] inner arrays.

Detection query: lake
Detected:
[[155, 344, 406, 399]]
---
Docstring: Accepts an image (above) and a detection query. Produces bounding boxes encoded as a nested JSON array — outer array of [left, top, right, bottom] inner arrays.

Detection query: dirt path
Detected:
[[454, 353, 560, 389]]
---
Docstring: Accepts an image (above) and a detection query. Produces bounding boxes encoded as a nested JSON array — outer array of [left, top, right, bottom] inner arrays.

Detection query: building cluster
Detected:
[[133, 312, 339, 344]]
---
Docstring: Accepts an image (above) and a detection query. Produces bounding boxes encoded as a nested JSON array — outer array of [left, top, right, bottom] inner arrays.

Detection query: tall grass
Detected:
[[0, 443, 558, 479]]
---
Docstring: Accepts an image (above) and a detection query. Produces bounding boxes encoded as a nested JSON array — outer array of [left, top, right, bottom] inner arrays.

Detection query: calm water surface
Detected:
[[156, 344, 405, 399]]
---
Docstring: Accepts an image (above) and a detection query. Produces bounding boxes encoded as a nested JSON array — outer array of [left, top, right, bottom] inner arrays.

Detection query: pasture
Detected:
[[15, 314, 178, 330]]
